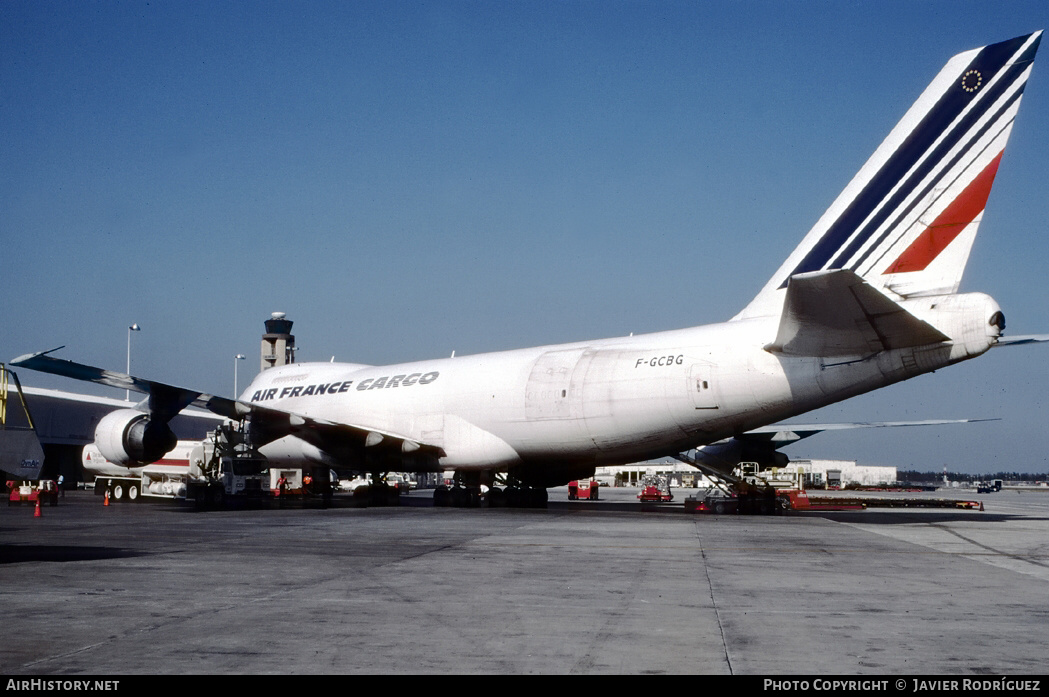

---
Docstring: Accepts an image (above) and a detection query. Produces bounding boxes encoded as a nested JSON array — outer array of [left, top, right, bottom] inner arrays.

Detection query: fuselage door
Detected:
[[688, 363, 719, 409], [525, 349, 586, 421]]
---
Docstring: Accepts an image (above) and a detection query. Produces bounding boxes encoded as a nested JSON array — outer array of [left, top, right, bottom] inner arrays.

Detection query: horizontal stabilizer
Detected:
[[765, 269, 949, 357], [677, 418, 996, 474], [993, 334, 1049, 346], [741, 418, 999, 446]]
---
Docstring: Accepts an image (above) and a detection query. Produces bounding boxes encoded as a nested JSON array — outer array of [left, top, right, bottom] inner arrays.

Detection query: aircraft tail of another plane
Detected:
[[737, 31, 1042, 321], [1, 365, 45, 481]]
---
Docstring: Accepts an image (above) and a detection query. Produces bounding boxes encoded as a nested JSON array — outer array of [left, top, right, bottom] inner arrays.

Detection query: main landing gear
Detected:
[[432, 472, 548, 509]]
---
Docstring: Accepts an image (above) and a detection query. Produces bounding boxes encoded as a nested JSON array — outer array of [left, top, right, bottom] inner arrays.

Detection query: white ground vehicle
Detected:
[[84, 442, 196, 502], [85, 426, 269, 507], [184, 425, 268, 508]]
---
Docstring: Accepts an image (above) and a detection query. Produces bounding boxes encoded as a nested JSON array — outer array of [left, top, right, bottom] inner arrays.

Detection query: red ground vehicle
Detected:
[[568, 479, 600, 500], [7, 480, 58, 507], [637, 476, 673, 502]]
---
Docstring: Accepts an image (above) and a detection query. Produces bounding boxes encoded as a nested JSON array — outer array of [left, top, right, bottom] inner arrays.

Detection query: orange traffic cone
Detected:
[[34, 498, 42, 518], [104, 490, 110, 506]]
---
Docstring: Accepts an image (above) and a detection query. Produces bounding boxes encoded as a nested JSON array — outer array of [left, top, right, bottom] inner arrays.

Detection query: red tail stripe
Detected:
[[884, 151, 1004, 274]]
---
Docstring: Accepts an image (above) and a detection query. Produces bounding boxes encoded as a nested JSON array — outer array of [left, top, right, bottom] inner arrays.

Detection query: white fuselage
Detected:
[[243, 292, 1002, 475]]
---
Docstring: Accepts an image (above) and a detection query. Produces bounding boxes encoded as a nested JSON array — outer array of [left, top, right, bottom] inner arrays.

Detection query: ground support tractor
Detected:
[[185, 424, 269, 509], [678, 460, 793, 515], [637, 475, 673, 502], [7, 479, 57, 507], [567, 479, 600, 500]]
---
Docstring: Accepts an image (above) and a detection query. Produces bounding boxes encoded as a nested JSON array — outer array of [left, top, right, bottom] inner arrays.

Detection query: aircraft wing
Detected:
[[11, 348, 217, 420], [10, 349, 445, 462], [237, 400, 446, 462], [765, 269, 949, 357]]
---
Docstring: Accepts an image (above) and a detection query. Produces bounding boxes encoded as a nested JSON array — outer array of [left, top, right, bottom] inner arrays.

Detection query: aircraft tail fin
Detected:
[[1, 364, 45, 481], [737, 31, 1042, 320]]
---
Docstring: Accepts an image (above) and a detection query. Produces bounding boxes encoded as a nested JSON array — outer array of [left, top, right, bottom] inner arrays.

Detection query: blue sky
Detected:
[[3, 1, 1047, 474]]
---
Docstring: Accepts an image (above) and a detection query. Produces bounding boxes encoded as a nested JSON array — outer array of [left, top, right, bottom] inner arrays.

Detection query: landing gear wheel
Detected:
[[506, 487, 523, 508], [507, 487, 547, 508], [487, 487, 505, 508], [532, 487, 548, 508]]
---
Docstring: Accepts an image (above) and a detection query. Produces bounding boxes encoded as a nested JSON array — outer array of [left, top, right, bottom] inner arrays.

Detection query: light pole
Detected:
[[234, 354, 246, 397], [126, 323, 140, 401]]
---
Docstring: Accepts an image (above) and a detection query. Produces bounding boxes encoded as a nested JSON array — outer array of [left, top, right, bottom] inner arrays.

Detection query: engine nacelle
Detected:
[[94, 408, 177, 467], [690, 438, 789, 474], [259, 435, 337, 467]]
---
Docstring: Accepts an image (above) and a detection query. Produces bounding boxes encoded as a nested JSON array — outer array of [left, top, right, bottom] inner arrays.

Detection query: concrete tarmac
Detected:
[[1, 486, 1047, 675]]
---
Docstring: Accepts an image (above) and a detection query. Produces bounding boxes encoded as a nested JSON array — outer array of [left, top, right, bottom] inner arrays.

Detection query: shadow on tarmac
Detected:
[[794, 510, 1042, 524], [0, 545, 149, 564]]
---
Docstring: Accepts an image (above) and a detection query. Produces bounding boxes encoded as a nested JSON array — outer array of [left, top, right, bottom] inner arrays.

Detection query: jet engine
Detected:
[[686, 437, 790, 474], [94, 408, 177, 467]]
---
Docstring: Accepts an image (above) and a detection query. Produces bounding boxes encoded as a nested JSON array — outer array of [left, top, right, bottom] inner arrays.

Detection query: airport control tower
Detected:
[[261, 312, 295, 371]]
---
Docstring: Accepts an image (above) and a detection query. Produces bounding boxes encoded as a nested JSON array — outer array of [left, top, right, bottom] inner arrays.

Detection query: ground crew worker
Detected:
[[277, 474, 288, 508]]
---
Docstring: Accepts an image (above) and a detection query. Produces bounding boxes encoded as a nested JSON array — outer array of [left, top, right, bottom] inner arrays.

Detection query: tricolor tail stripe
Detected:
[[849, 87, 1023, 277], [735, 31, 1041, 322], [883, 150, 1002, 274]]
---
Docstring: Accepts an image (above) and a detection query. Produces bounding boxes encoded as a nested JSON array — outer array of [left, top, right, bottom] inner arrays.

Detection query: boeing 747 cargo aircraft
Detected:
[[14, 32, 1045, 503]]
